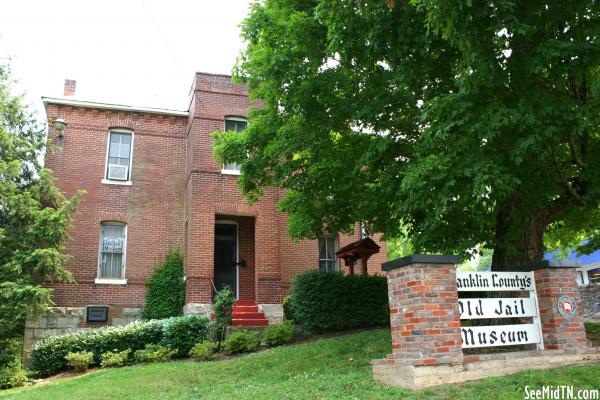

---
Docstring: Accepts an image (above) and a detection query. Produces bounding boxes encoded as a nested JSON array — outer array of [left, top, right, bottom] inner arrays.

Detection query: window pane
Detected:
[[225, 119, 247, 132], [223, 162, 239, 171], [121, 133, 131, 145], [119, 142, 131, 158], [109, 140, 120, 157], [327, 238, 336, 258], [319, 238, 326, 259]]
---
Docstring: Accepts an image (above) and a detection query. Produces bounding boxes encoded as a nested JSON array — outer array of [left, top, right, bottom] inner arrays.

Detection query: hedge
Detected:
[[31, 315, 210, 377], [290, 270, 389, 332]]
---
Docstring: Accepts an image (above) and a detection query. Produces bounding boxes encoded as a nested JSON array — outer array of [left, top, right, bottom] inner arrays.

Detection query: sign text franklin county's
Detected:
[[456, 271, 544, 349]]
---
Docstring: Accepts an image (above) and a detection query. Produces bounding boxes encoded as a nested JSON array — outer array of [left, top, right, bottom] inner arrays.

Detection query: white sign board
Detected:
[[459, 298, 537, 319], [455, 271, 544, 350], [456, 271, 534, 291], [461, 324, 541, 348]]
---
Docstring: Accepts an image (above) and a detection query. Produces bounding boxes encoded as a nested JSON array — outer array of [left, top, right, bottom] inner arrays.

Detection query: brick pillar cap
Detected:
[[382, 254, 460, 271], [515, 259, 582, 272]]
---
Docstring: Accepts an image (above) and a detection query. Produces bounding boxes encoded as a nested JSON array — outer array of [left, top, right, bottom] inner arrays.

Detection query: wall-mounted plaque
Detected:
[[86, 306, 109, 323]]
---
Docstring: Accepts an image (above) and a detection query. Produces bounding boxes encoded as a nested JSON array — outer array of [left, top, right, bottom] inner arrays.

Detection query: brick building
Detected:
[[25, 72, 386, 345]]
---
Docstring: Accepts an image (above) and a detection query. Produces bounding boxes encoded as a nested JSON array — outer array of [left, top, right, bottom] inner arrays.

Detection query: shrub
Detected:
[[213, 287, 236, 343], [142, 252, 185, 320], [189, 341, 220, 360], [100, 349, 131, 368], [31, 319, 165, 377], [65, 351, 94, 372], [262, 322, 294, 347], [162, 315, 210, 357], [291, 270, 389, 332], [0, 363, 28, 389], [283, 295, 295, 322], [224, 330, 261, 354], [133, 344, 175, 363]]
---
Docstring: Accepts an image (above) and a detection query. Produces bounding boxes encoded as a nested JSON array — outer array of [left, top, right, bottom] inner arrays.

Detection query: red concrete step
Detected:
[[232, 319, 269, 327], [233, 305, 258, 313], [231, 312, 265, 320]]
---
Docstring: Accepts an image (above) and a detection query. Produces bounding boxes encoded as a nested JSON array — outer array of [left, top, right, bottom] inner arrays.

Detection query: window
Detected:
[[104, 130, 133, 182], [98, 222, 127, 281], [222, 118, 247, 174], [318, 236, 338, 271]]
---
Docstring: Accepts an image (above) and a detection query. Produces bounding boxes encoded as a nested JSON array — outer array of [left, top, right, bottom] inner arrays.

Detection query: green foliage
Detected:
[[291, 270, 389, 333], [162, 315, 210, 357], [223, 330, 261, 354], [262, 322, 294, 347], [213, 287, 235, 328], [100, 349, 131, 368], [282, 295, 295, 322], [0, 362, 28, 389], [189, 341, 220, 360], [133, 344, 175, 363], [212, 287, 236, 343], [215, 0, 600, 268], [0, 64, 83, 357], [31, 319, 165, 376], [142, 252, 185, 320], [64, 351, 94, 372], [6, 329, 600, 399]]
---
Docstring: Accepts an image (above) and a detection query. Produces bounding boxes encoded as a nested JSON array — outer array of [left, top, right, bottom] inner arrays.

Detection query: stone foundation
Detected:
[[183, 303, 213, 317], [23, 306, 142, 365], [258, 304, 284, 324], [373, 348, 600, 390]]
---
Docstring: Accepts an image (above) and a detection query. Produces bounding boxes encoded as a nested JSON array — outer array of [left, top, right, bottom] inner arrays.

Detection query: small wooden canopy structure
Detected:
[[335, 237, 380, 275]]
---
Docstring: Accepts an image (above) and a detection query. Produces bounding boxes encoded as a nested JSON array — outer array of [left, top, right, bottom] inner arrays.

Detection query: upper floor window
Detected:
[[318, 236, 339, 272], [98, 222, 127, 283], [221, 118, 247, 175], [104, 130, 133, 183]]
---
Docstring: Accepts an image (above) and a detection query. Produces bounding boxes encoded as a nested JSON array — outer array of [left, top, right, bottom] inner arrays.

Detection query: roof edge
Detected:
[[42, 97, 189, 117]]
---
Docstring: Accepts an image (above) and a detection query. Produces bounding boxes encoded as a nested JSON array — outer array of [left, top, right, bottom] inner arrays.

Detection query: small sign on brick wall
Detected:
[[456, 271, 543, 350], [86, 306, 108, 323]]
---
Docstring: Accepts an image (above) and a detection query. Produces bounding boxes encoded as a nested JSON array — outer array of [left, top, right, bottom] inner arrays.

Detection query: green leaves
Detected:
[[225, 1, 600, 265], [0, 64, 81, 353]]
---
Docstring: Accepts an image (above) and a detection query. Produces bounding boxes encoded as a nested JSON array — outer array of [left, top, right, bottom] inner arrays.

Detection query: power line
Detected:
[[140, 0, 178, 66]]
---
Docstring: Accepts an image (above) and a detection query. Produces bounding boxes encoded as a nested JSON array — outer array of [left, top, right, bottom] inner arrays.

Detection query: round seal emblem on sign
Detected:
[[557, 295, 577, 318]]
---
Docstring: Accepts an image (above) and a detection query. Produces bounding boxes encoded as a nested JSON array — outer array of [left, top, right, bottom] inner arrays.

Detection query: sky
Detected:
[[0, 0, 252, 119]]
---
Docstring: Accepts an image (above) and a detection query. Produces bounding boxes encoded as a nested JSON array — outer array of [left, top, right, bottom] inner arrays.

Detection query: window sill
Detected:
[[95, 278, 128, 285], [221, 169, 241, 176], [101, 179, 132, 186]]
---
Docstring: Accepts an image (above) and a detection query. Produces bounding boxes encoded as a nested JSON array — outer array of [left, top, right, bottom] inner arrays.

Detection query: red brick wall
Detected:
[[44, 105, 187, 307], [45, 72, 388, 311]]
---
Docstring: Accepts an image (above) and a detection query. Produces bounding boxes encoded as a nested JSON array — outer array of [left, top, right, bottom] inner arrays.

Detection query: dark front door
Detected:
[[214, 223, 237, 298]]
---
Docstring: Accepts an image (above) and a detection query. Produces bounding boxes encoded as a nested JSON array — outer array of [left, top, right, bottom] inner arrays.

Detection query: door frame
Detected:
[[215, 220, 239, 299]]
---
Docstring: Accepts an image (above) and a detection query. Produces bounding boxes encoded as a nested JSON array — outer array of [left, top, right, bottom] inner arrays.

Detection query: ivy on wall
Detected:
[[142, 252, 185, 320]]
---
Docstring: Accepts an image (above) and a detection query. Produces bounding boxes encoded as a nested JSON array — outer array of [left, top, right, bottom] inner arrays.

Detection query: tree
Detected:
[[214, 0, 600, 270], [0, 65, 82, 356]]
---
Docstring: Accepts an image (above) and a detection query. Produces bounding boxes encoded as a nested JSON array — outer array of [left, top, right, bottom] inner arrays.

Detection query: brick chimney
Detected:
[[64, 79, 76, 96]]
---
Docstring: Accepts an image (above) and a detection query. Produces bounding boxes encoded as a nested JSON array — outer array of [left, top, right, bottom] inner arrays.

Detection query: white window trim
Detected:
[[95, 278, 128, 285], [215, 220, 240, 300], [319, 236, 339, 272], [103, 129, 134, 184], [221, 117, 247, 176], [98, 222, 127, 282]]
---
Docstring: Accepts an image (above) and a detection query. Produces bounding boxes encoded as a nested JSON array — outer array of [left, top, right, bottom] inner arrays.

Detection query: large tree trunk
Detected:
[[491, 200, 548, 272]]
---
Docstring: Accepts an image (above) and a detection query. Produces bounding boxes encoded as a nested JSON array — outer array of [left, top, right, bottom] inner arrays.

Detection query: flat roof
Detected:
[[42, 97, 189, 117]]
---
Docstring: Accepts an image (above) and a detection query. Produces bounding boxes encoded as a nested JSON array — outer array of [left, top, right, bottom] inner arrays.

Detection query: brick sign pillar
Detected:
[[373, 255, 462, 388], [528, 260, 588, 351]]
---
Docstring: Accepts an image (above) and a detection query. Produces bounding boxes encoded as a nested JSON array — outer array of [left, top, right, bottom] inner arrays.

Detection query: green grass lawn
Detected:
[[2, 328, 600, 400]]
